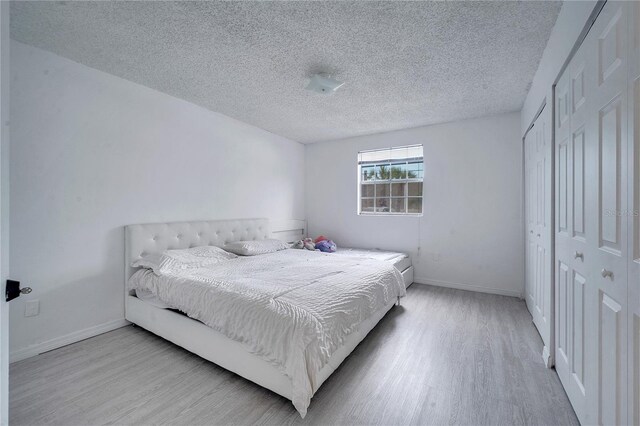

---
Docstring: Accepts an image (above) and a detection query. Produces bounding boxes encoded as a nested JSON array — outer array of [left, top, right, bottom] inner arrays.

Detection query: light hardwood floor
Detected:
[[10, 285, 579, 425]]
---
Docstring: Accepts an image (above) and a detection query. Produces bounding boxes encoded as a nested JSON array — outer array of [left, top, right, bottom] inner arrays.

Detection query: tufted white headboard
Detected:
[[125, 218, 271, 282], [124, 218, 305, 287]]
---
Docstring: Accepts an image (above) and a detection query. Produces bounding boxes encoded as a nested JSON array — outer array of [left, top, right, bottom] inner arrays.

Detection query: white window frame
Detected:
[[357, 144, 424, 216]]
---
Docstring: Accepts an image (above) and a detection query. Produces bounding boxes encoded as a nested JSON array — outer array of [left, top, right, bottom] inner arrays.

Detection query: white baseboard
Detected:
[[413, 276, 523, 298], [10, 318, 129, 363]]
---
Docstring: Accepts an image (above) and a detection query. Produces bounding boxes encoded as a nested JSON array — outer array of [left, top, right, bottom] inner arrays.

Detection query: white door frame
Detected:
[[0, 1, 9, 424]]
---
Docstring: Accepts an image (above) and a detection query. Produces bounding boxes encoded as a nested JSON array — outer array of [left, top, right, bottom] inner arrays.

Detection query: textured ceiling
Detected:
[[10, 1, 561, 143]]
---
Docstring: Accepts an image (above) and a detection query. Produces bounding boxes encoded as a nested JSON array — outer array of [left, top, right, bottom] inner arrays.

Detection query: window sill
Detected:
[[358, 213, 423, 217]]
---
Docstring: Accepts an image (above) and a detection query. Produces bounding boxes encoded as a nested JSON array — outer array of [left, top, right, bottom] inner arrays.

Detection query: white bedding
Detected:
[[332, 247, 408, 266], [130, 247, 411, 308], [128, 249, 405, 417]]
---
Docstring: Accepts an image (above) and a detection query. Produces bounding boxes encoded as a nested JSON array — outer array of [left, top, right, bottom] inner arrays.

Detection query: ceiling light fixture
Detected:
[[305, 73, 344, 95]]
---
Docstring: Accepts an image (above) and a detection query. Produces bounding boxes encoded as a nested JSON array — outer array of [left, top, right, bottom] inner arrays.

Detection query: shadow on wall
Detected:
[[9, 226, 127, 360]]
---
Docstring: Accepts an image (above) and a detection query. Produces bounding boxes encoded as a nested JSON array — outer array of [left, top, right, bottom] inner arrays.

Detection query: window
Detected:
[[358, 144, 423, 215]]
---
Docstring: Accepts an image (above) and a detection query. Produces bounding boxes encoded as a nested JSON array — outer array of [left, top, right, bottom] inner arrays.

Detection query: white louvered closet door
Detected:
[[555, 2, 635, 424], [524, 105, 554, 367]]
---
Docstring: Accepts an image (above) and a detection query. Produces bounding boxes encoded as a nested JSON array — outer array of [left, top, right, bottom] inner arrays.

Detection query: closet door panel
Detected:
[[627, 1, 639, 423], [588, 2, 629, 424], [527, 239, 536, 303], [535, 245, 545, 317], [525, 131, 536, 313], [525, 104, 553, 365], [599, 98, 623, 253], [572, 52, 588, 245], [557, 261, 570, 364], [572, 128, 586, 239], [572, 271, 586, 394], [558, 138, 570, 235], [534, 113, 552, 340], [555, 62, 588, 421], [570, 41, 591, 270], [597, 5, 623, 87], [557, 70, 573, 247], [599, 293, 623, 426]]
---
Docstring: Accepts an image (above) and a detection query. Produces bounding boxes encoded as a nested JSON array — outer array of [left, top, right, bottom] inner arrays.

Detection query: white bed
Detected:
[[124, 218, 411, 417]]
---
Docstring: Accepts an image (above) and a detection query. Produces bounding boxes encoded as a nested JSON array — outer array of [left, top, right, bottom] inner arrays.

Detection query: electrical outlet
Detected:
[[25, 300, 39, 317]]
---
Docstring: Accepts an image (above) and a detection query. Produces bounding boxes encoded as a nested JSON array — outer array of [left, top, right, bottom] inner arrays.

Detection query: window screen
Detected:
[[358, 145, 423, 215]]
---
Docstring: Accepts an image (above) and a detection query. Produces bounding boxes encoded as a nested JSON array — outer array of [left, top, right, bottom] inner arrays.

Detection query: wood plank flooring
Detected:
[[10, 285, 579, 425]]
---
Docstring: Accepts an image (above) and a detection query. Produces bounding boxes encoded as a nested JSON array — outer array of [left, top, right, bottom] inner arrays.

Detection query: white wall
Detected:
[[521, 1, 597, 134], [0, 3, 9, 424], [306, 112, 523, 297], [9, 41, 305, 360]]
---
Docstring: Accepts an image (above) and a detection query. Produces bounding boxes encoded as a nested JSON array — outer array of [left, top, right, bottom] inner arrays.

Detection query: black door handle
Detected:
[[5, 280, 31, 302]]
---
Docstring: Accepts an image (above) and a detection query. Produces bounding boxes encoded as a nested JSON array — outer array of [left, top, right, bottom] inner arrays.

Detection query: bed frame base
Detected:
[[125, 295, 397, 402]]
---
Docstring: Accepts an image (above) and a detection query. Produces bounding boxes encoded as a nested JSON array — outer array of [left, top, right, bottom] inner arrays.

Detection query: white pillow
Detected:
[[131, 246, 237, 274], [163, 245, 238, 267], [223, 239, 289, 256]]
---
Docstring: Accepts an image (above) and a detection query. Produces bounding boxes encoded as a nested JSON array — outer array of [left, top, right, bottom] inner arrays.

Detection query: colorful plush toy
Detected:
[[292, 237, 317, 251], [291, 236, 337, 252], [315, 239, 337, 253], [303, 238, 316, 251]]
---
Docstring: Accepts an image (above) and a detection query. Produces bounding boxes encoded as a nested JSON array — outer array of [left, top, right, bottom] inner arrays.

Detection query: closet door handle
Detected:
[[574, 251, 583, 260], [600, 269, 613, 279]]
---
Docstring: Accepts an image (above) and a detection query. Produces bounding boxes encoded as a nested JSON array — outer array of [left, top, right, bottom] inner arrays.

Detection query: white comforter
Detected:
[[128, 249, 405, 417]]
